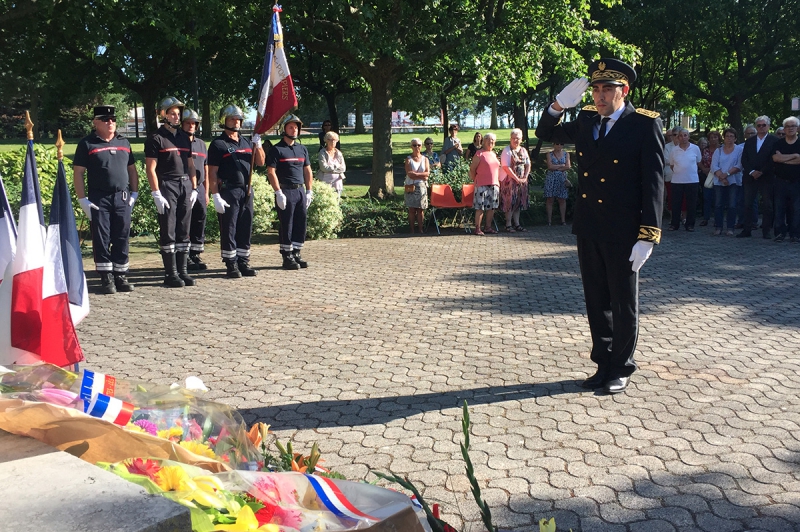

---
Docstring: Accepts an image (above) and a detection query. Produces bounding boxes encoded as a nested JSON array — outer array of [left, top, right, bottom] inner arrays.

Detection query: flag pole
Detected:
[[25, 111, 34, 141], [56, 130, 64, 160]]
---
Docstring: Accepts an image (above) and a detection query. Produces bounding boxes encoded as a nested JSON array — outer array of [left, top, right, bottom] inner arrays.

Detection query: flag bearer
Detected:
[[73, 105, 139, 294]]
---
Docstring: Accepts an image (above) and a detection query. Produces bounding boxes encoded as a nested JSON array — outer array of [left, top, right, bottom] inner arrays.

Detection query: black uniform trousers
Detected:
[[576, 236, 639, 379], [157, 176, 192, 254], [742, 174, 774, 236], [89, 189, 131, 272], [190, 182, 207, 253], [277, 187, 307, 255], [217, 186, 253, 263]]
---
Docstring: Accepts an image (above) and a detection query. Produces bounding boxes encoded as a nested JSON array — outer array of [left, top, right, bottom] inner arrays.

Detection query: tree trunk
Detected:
[[324, 92, 339, 131], [513, 95, 528, 145], [440, 93, 449, 144], [725, 98, 744, 139], [490, 97, 498, 130], [134, 103, 140, 138], [354, 99, 365, 134], [142, 92, 159, 136], [202, 99, 212, 140], [368, 75, 395, 199]]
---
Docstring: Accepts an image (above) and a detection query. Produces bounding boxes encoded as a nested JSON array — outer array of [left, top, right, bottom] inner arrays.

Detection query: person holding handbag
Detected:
[[544, 140, 571, 226], [710, 128, 743, 236]]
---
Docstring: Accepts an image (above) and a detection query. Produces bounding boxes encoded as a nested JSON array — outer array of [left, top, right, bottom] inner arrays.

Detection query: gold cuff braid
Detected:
[[638, 226, 661, 244]]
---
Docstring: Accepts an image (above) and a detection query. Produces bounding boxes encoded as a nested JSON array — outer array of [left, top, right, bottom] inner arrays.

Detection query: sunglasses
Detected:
[[411, 144, 421, 147], [98, 117, 116, 123], [756, 124, 768, 127], [425, 142, 433, 145]]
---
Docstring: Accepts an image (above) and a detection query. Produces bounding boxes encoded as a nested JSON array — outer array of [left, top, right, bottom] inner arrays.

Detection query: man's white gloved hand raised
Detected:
[[555, 77, 590, 110]]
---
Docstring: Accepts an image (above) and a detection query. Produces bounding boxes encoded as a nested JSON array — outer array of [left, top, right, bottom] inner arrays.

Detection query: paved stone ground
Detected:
[[77, 224, 800, 532]]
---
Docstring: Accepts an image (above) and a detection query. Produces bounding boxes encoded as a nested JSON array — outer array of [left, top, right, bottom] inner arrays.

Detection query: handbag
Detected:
[[404, 184, 416, 193], [704, 171, 715, 189]]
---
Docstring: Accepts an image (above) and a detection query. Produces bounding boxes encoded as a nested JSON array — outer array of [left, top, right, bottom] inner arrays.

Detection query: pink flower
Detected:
[[188, 419, 203, 440], [133, 419, 158, 436]]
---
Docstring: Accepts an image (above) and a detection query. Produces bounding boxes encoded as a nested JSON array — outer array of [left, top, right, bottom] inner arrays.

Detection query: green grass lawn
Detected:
[[1, 128, 521, 170]]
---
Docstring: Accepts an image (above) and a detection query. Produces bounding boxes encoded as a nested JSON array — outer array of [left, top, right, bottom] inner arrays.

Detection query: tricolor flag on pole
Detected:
[[253, 4, 298, 134], [47, 159, 90, 325], [0, 139, 84, 367], [0, 173, 16, 285]]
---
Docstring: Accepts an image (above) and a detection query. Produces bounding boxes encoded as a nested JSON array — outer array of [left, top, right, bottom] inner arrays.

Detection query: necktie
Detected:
[[598, 117, 610, 140]]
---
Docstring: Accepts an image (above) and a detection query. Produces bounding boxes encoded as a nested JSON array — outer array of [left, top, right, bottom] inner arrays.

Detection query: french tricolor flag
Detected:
[[79, 369, 117, 399], [0, 140, 83, 367], [305, 474, 378, 523], [84, 392, 134, 426], [0, 173, 16, 285], [253, 5, 298, 135]]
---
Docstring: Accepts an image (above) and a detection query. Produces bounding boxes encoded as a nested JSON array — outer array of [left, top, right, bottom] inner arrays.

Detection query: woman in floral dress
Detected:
[[499, 129, 531, 232], [544, 141, 571, 225]]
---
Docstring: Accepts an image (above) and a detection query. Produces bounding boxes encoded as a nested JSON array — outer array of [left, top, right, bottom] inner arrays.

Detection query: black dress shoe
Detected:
[[604, 377, 630, 394], [580, 370, 607, 389], [736, 231, 751, 238]]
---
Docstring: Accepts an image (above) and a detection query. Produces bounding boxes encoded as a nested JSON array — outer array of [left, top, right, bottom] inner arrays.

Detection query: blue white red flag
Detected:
[[0, 173, 16, 285], [84, 392, 134, 426], [254, 5, 298, 134], [0, 140, 84, 366], [47, 159, 89, 325], [305, 474, 378, 523], [79, 369, 117, 399]]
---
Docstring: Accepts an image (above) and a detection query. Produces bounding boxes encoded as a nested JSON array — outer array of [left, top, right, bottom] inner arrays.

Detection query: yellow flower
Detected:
[[539, 517, 556, 532], [215, 505, 278, 531], [125, 423, 145, 433], [154, 465, 197, 492], [179, 440, 217, 459], [157, 426, 184, 440]]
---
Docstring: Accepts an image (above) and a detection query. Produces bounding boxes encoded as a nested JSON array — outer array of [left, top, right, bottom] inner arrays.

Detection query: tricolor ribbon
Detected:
[[305, 474, 378, 523], [83, 393, 134, 426], [79, 369, 117, 399]]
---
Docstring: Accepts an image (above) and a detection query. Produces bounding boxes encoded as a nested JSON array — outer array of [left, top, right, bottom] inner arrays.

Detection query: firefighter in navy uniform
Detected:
[[535, 58, 665, 394], [145, 96, 198, 288], [73, 105, 139, 294], [208, 105, 265, 278], [181, 109, 210, 271], [266, 115, 314, 270]]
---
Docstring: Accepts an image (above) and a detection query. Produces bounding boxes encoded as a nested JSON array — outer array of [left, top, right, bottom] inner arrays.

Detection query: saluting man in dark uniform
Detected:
[[208, 104, 265, 278], [73, 105, 139, 294], [535, 59, 665, 394], [266, 115, 314, 270], [181, 109, 210, 271], [145, 96, 198, 288]]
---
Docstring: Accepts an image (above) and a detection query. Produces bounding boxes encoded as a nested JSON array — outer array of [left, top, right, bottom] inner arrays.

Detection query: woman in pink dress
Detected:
[[468, 133, 500, 235]]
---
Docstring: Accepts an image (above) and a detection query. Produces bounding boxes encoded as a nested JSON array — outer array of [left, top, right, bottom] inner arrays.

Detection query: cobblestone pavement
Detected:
[[77, 224, 800, 532]]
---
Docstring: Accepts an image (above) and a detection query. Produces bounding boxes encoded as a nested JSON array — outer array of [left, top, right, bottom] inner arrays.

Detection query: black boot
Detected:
[[100, 272, 116, 294], [114, 273, 134, 292], [176, 252, 196, 286], [282, 253, 300, 270], [225, 260, 242, 279], [162, 253, 185, 288], [188, 253, 208, 271], [237, 258, 257, 277], [292, 250, 308, 268]]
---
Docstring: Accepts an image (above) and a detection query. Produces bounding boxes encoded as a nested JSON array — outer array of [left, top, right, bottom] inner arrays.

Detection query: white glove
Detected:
[[128, 192, 138, 208], [305, 190, 314, 209], [274, 189, 287, 210], [151, 190, 170, 215], [190, 188, 198, 208], [211, 193, 229, 214], [252, 133, 262, 149], [78, 197, 99, 221], [555, 77, 590, 110], [629, 240, 654, 273]]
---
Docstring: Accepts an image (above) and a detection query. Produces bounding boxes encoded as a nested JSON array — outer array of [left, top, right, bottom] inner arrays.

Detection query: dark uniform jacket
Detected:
[[741, 134, 778, 178], [536, 102, 665, 245], [73, 133, 135, 193], [208, 133, 253, 188]]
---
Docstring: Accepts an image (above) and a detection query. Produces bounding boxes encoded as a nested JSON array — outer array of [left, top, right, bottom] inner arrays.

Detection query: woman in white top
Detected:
[[317, 131, 346, 199], [666, 128, 702, 231], [404, 138, 430, 233], [710, 128, 744, 235]]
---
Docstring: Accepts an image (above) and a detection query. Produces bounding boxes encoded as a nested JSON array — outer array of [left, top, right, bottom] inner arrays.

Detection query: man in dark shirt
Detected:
[[181, 109, 210, 270], [266, 115, 314, 270], [208, 104, 265, 278], [145, 96, 197, 288], [535, 58, 665, 395], [73, 105, 139, 294], [771, 116, 800, 243]]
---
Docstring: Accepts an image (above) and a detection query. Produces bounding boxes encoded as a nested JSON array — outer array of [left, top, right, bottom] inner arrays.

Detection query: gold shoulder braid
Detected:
[[582, 105, 598, 112], [635, 108, 660, 119], [638, 225, 661, 244]]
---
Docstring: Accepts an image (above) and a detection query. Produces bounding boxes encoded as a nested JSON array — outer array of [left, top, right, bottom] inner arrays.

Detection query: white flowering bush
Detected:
[[306, 179, 343, 240]]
